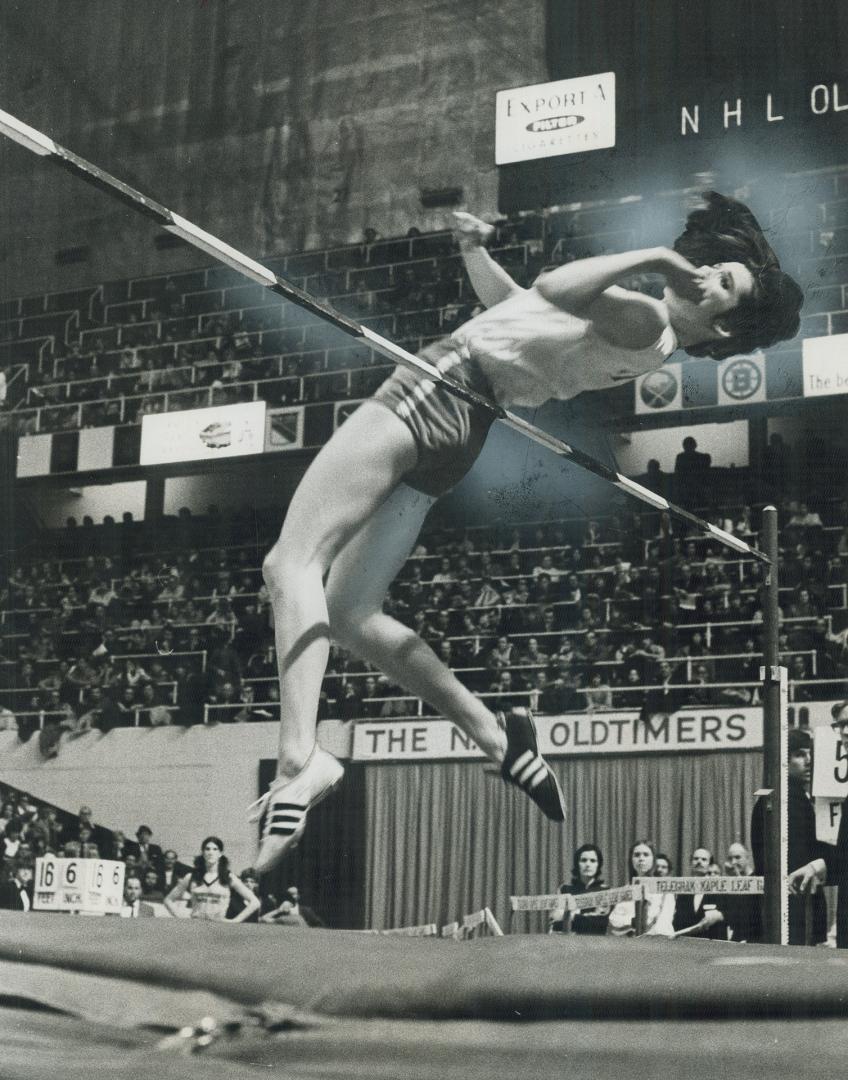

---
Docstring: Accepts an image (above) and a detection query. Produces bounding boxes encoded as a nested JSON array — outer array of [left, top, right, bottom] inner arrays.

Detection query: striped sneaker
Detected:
[[249, 745, 345, 874], [500, 707, 566, 822]]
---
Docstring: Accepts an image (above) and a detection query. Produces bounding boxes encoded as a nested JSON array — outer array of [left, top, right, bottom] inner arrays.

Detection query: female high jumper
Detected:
[[252, 192, 803, 872]]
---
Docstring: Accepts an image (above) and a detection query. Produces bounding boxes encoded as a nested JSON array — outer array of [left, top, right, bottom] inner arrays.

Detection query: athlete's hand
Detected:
[[452, 211, 495, 248], [654, 247, 708, 303]]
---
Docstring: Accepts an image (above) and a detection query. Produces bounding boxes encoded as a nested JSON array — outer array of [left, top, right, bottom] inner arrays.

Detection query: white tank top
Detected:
[[452, 288, 677, 408], [189, 875, 231, 921]]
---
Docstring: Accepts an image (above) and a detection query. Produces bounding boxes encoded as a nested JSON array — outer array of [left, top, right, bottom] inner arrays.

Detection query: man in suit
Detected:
[[160, 848, 181, 893], [134, 825, 163, 872], [106, 829, 136, 862], [672, 847, 727, 939], [0, 861, 34, 911], [789, 703, 848, 945], [674, 436, 712, 508], [123, 875, 155, 918]]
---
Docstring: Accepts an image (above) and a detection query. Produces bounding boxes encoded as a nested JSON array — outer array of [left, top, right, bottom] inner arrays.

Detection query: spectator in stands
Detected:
[[674, 437, 712, 509], [140, 682, 172, 726], [160, 849, 180, 892], [123, 875, 156, 918], [107, 829, 133, 862], [0, 859, 33, 911], [135, 825, 163, 872], [654, 853, 672, 878], [551, 843, 609, 935], [141, 866, 165, 903], [672, 848, 727, 939], [787, 502, 824, 531], [614, 667, 643, 708], [584, 670, 613, 711], [283, 885, 325, 927]]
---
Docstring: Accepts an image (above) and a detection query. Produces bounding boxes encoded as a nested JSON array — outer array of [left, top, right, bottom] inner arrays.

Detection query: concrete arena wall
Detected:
[[0, 0, 547, 298], [0, 720, 351, 872]]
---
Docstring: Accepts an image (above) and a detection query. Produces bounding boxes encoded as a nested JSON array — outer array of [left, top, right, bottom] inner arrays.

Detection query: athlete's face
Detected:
[[578, 850, 599, 883], [665, 262, 755, 333], [203, 840, 222, 864]]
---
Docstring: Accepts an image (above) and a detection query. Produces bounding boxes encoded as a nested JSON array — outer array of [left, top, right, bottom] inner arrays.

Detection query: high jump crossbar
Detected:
[[0, 107, 769, 564]]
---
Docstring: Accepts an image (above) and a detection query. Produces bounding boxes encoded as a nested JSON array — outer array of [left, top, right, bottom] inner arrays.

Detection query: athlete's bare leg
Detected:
[[262, 401, 420, 777], [325, 482, 507, 763]]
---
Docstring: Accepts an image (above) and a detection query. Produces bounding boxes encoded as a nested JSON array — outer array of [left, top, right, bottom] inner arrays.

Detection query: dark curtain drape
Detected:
[[365, 751, 761, 932], [259, 758, 366, 929]]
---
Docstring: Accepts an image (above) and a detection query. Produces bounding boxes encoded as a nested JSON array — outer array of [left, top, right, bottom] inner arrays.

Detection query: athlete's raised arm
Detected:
[[452, 212, 526, 309], [535, 247, 705, 349]]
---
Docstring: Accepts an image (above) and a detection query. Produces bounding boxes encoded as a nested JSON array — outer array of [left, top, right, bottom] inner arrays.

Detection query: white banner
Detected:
[[495, 72, 616, 165], [637, 875, 763, 896], [140, 400, 266, 465], [802, 333, 848, 397], [352, 707, 762, 762]]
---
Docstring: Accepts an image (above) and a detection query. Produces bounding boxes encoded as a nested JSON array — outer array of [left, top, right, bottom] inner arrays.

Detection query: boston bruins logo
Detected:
[[721, 358, 763, 400]]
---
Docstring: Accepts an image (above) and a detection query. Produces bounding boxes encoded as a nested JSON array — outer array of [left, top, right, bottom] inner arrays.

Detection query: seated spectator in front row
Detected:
[[671, 847, 726, 939], [607, 840, 676, 938], [551, 843, 609, 935]]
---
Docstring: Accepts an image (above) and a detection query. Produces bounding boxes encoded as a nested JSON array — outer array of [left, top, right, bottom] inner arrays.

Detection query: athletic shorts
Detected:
[[371, 338, 497, 497]]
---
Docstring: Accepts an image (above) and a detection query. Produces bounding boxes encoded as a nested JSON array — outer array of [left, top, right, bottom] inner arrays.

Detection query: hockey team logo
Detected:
[[639, 368, 680, 409], [721, 358, 763, 400]]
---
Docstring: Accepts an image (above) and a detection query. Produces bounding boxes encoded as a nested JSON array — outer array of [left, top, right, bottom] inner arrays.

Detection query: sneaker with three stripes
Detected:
[[249, 744, 345, 874], [500, 707, 566, 821]]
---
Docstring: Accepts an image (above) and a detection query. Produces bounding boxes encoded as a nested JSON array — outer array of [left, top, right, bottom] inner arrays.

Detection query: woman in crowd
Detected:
[[164, 835, 259, 922], [607, 839, 676, 937], [550, 842, 609, 935]]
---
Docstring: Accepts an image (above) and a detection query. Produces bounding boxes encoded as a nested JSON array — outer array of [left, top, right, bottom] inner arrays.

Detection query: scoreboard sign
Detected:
[[34, 856, 125, 914]]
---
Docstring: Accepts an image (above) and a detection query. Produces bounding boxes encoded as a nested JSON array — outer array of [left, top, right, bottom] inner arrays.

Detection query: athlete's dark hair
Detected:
[[570, 842, 605, 888], [673, 191, 803, 360], [192, 835, 231, 886]]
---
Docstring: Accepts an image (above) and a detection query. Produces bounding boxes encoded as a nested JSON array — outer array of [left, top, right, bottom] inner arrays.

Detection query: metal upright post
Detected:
[[761, 506, 788, 945]]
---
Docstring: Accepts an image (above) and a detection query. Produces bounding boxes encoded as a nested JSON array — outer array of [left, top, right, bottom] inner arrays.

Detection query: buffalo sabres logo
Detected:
[[639, 368, 679, 409], [721, 358, 763, 401]]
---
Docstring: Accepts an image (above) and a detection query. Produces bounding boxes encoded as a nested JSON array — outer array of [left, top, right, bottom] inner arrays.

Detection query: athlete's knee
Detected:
[[262, 542, 314, 599], [326, 603, 372, 653]]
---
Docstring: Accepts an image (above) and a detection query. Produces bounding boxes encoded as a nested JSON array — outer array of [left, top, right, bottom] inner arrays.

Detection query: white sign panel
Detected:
[[815, 798, 842, 845], [495, 72, 616, 164], [352, 707, 762, 762], [802, 333, 848, 397], [812, 725, 848, 798], [34, 857, 125, 914], [140, 400, 266, 465]]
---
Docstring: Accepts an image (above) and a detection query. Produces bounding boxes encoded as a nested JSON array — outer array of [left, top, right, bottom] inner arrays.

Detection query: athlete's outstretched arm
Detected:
[[452, 212, 525, 309]]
